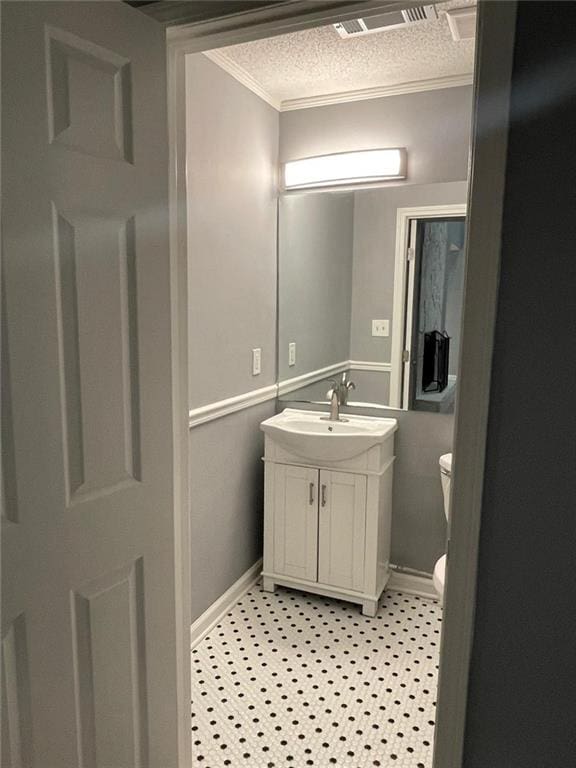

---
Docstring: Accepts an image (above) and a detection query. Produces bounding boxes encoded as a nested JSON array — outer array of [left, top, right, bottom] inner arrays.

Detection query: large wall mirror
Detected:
[[277, 185, 467, 413]]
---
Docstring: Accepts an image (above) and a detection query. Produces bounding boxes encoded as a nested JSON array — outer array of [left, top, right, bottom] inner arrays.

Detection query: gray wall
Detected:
[[189, 402, 274, 619], [186, 54, 278, 621], [350, 182, 468, 363], [186, 54, 278, 408], [187, 77, 473, 618], [278, 192, 354, 380], [277, 93, 472, 574], [463, 3, 576, 765], [279, 86, 473, 186]]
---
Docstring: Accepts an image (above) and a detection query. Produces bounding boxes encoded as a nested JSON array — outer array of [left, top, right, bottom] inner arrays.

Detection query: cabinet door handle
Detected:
[[309, 482, 315, 505], [321, 484, 327, 507]]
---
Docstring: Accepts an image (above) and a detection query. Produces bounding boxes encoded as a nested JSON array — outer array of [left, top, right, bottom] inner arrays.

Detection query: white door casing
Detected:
[[1, 3, 188, 767], [272, 464, 318, 582], [402, 220, 418, 409], [389, 204, 467, 409], [318, 470, 367, 592]]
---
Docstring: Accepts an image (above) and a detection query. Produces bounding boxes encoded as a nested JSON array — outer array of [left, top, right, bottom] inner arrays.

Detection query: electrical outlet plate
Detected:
[[252, 348, 262, 375], [288, 342, 296, 367], [372, 319, 389, 337]]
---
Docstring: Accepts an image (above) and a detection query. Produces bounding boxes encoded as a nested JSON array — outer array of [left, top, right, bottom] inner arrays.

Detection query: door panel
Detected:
[[318, 471, 367, 592], [70, 560, 147, 768], [1, 3, 184, 766], [1, 614, 33, 768], [273, 465, 318, 582], [54, 209, 142, 502]]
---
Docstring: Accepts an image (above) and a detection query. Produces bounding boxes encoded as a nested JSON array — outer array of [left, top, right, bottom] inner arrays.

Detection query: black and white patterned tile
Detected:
[[191, 583, 441, 767]]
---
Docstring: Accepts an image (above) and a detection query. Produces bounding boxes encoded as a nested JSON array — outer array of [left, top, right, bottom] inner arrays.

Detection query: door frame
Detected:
[[389, 204, 467, 409], [167, 1, 518, 766]]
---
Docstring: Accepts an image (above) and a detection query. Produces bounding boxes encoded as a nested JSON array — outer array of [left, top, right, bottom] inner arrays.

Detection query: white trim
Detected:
[[401, 220, 418, 409], [167, 35, 192, 768], [188, 384, 277, 428], [202, 50, 280, 110], [388, 567, 438, 601], [433, 4, 518, 767], [186, 360, 393, 428], [348, 360, 391, 372], [277, 360, 349, 397], [389, 203, 467, 409], [199, 54, 472, 114], [190, 559, 263, 649], [280, 73, 474, 112]]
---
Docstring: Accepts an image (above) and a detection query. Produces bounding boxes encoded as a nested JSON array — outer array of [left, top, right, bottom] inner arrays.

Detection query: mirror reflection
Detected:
[[278, 186, 467, 413]]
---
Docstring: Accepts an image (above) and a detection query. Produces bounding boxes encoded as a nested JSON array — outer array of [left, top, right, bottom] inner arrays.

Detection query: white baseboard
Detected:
[[387, 567, 439, 602], [190, 558, 263, 649], [190, 561, 436, 649]]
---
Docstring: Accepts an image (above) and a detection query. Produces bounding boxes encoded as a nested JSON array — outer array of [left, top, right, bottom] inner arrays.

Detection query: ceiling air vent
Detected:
[[445, 7, 477, 41], [333, 5, 438, 38]]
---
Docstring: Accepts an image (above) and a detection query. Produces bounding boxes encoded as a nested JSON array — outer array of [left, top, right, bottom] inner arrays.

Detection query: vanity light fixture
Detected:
[[283, 148, 407, 190]]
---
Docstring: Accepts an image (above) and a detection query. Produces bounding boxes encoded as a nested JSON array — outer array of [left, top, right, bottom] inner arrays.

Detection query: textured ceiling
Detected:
[[209, 0, 476, 103]]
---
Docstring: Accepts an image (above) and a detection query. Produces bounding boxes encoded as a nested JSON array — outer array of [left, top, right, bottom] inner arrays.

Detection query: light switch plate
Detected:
[[252, 348, 262, 375], [372, 319, 389, 337], [288, 342, 296, 367]]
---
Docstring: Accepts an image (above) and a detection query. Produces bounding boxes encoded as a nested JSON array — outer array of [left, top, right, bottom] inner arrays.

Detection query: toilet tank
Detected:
[[439, 453, 452, 521]]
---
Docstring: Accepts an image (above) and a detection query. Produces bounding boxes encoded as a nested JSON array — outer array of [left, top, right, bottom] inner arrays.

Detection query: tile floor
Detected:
[[191, 583, 441, 767]]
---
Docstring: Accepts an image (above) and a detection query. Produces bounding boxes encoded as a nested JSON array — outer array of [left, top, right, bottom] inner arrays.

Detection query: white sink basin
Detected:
[[261, 409, 397, 462]]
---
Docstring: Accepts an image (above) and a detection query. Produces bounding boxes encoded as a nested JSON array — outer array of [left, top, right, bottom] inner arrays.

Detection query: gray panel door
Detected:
[[2, 3, 185, 766]]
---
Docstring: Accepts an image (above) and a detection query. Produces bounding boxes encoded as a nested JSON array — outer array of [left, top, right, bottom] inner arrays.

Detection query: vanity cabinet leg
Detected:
[[361, 598, 378, 618], [262, 577, 276, 593]]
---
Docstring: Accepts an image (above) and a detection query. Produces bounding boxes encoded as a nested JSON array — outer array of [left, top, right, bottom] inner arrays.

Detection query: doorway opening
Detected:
[[168, 3, 516, 764]]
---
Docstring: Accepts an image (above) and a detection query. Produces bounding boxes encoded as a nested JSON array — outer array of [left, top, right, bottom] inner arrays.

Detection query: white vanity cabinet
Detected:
[[261, 410, 397, 617]]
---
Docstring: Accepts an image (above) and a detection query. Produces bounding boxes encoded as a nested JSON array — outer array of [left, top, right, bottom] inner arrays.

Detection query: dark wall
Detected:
[[463, 3, 576, 766]]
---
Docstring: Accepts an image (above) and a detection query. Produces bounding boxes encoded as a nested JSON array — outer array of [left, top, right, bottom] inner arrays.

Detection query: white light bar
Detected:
[[283, 148, 407, 190]]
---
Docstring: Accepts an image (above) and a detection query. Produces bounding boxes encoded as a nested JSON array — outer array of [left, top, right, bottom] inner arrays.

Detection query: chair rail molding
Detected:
[[188, 384, 277, 428], [277, 361, 349, 397], [348, 360, 392, 373], [189, 360, 393, 428]]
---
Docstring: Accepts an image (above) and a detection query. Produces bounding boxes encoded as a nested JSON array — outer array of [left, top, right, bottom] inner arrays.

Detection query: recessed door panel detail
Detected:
[[71, 559, 148, 768], [273, 465, 318, 582], [2, 614, 33, 768], [318, 471, 367, 592], [1, 263, 19, 524], [53, 207, 142, 505], [46, 26, 133, 163]]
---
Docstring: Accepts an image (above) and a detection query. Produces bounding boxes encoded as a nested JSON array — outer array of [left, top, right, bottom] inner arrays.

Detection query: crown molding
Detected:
[[280, 72, 474, 111], [200, 55, 473, 113], [203, 50, 281, 110]]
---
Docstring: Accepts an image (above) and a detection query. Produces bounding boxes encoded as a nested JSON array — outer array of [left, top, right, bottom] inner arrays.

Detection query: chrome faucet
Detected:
[[327, 387, 340, 421], [323, 373, 356, 422], [336, 372, 356, 405]]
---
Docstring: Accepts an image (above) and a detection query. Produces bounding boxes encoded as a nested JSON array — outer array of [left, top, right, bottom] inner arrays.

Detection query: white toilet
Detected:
[[433, 452, 452, 601]]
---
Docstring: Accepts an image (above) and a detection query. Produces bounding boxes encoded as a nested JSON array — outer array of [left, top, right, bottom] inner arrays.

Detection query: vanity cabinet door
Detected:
[[318, 471, 367, 592], [273, 464, 319, 582]]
